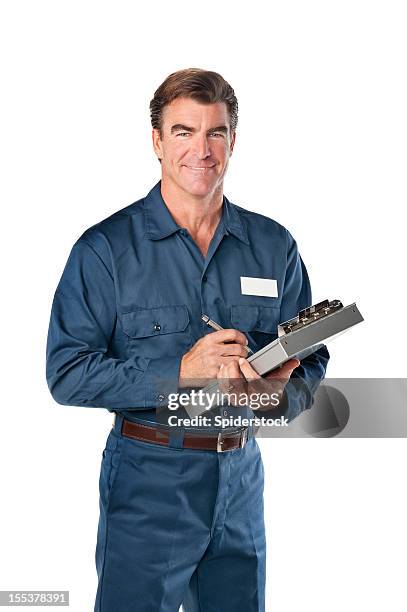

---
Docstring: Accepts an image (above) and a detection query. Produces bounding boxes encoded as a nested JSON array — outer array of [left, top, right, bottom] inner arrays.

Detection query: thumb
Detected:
[[238, 358, 261, 380]]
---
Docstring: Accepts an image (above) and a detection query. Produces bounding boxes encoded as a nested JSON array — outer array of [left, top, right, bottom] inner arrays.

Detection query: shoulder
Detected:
[[82, 196, 145, 242], [73, 194, 146, 255], [236, 203, 287, 233], [229, 199, 295, 249]]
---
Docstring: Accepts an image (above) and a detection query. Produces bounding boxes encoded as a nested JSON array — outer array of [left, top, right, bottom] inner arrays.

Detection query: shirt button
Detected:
[[202, 275, 208, 283], [153, 323, 161, 332], [223, 409, 228, 416]]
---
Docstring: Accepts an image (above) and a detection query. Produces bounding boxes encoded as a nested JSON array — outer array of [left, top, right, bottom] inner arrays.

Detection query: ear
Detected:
[[229, 130, 236, 156], [152, 128, 163, 160]]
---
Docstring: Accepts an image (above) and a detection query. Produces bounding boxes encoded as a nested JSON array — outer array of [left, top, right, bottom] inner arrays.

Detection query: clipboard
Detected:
[[183, 299, 364, 418], [247, 299, 363, 376]]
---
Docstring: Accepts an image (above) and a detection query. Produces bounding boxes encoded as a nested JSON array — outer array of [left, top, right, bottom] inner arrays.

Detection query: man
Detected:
[[46, 68, 329, 612]]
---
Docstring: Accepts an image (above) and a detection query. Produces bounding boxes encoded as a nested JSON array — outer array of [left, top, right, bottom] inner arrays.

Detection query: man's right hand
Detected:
[[179, 329, 250, 386]]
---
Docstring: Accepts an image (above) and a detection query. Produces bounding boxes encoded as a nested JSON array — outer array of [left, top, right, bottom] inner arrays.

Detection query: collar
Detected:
[[143, 181, 249, 245]]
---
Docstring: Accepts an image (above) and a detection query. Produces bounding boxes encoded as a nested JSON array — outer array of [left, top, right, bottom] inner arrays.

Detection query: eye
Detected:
[[209, 132, 224, 138], [176, 132, 191, 137]]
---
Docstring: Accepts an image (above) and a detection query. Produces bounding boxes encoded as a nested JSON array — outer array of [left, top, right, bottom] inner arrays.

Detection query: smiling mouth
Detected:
[[184, 165, 215, 171]]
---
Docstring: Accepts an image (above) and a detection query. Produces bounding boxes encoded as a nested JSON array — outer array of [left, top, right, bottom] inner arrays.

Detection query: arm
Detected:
[[274, 230, 330, 422], [46, 237, 182, 409], [217, 231, 329, 422]]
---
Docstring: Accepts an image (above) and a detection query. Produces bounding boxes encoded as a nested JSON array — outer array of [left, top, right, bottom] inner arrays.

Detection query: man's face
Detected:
[[152, 97, 236, 199]]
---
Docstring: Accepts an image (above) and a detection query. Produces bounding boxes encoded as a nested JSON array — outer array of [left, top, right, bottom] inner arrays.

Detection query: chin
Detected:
[[181, 179, 218, 198]]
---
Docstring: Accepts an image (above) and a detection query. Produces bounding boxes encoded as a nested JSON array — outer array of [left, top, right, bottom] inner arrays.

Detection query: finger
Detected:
[[266, 358, 300, 380], [286, 358, 300, 369], [218, 361, 241, 397], [217, 363, 225, 379], [218, 343, 250, 357], [219, 359, 243, 378], [217, 363, 229, 393], [237, 357, 261, 381], [218, 362, 248, 405], [279, 358, 300, 376], [209, 328, 249, 347]]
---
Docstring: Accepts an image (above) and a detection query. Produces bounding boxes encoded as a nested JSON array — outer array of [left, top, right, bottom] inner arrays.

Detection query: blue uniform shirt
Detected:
[[46, 181, 329, 423]]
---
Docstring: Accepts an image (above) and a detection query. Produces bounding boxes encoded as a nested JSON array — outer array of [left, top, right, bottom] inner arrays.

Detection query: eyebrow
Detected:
[[170, 124, 229, 135]]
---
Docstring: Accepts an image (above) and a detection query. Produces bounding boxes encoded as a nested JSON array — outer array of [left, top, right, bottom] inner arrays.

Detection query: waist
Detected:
[[113, 413, 252, 453]]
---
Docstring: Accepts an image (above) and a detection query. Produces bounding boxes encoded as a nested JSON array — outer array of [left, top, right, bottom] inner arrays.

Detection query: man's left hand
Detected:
[[217, 357, 300, 412]]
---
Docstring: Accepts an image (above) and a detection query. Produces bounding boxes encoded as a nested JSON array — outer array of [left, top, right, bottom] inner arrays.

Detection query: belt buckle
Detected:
[[217, 428, 248, 453], [216, 432, 229, 453], [240, 427, 248, 449]]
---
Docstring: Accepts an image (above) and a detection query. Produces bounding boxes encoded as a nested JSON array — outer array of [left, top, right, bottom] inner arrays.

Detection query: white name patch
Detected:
[[240, 276, 278, 298]]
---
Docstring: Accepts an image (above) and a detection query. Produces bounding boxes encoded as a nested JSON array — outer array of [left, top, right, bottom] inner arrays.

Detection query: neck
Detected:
[[160, 177, 224, 235]]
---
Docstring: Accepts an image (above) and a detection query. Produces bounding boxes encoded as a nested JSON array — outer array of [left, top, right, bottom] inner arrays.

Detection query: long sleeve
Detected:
[[272, 231, 330, 422], [46, 237, 182, 409]]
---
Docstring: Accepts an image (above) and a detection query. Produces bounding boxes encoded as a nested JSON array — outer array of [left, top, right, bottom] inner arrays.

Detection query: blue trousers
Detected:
[[94, 415, 266, 612]]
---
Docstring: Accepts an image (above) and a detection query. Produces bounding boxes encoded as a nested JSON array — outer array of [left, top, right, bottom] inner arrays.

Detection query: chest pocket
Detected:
[[120, 305, 192, 358], [230, 304, 280, 352]]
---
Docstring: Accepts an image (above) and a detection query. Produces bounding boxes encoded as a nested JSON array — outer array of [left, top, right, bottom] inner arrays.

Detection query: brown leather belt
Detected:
[[120, 418, 249, 453]]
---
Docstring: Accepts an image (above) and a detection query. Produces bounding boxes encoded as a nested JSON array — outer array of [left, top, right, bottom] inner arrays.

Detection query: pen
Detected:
[[201, 314, 254, 355]]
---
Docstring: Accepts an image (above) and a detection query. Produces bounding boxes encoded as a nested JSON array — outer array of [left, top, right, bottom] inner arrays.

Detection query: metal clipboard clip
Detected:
[[277, 299, 344, 337]]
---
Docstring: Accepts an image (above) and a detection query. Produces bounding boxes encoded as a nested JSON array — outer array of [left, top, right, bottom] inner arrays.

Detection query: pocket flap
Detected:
[[230, 305, 280, 333], [120, 305, 189, 339]]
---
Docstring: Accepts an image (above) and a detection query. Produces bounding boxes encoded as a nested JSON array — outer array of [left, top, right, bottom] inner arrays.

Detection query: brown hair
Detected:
[[150, 68, 238, 136]]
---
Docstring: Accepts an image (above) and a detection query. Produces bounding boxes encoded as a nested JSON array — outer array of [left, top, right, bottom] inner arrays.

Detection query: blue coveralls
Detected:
[[46, 181, 329, 611]]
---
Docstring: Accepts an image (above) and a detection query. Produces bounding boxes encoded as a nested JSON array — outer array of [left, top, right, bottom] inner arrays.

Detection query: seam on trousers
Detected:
[[246, 453, 264, 612], [159, 449, 188, 611], [98, 437, 124, 612], [209, 453, 232, 553], [209, 453, 222, 539], [196, 567, 203, 612]]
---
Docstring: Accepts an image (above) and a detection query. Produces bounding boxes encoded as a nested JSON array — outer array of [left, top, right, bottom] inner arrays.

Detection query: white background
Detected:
[[1, 1, 406, 610]]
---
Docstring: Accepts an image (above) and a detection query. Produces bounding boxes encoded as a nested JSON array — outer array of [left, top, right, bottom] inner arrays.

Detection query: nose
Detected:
[[194, 134, 211, 159]]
